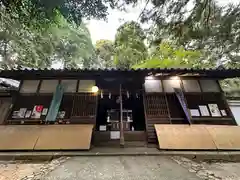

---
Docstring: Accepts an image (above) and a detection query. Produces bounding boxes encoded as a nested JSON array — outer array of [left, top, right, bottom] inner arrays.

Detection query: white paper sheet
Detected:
[[41, 108, 48, 115], [19, 108, 27, 118], [220, 109, 227, 116], [208, 104, 221, 117], [190, 109, 200, 116], [25, 111, 32, 118], [99, 125, 107, 131], [199, 105, 210, 116], [110, 131, 120, 139]]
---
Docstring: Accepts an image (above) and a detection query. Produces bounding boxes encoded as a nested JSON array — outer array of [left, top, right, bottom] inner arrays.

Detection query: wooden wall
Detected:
[[185, 93, 235, 125], [8, 93, 97, 124], [143, 92, 236, 143]]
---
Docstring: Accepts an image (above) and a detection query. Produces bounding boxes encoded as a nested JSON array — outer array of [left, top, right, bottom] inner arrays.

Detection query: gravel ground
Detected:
[[0, 156, 240, 180], [43, 156, 201, 180]]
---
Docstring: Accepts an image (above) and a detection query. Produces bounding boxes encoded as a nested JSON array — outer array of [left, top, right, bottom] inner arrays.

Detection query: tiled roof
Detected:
[[0, 67, 239, 79], [0, 66, 239, 71]]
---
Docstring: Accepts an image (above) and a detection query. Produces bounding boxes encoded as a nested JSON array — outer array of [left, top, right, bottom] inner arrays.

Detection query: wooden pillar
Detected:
[[119, 84, 125, 147]]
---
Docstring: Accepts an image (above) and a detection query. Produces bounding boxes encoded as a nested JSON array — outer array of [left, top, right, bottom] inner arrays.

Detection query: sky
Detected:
[[86, 1, 148, 44], [86, 0, 240, 44]]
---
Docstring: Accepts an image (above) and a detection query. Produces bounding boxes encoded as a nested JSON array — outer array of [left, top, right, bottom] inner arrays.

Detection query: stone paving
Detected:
[[0, 157, 68, 180], [0, 156, 240, 180], [172, 156, 240, 180], [43, 156, 201, 180]]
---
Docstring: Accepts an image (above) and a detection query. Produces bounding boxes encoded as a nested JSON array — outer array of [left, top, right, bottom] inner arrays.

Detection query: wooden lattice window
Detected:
[[145, 94, 169, 118], [71, 93, 97, 118]]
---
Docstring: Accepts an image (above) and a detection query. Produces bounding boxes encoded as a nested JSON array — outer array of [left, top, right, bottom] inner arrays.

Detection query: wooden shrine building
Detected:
[[0, 67, 239, 151]]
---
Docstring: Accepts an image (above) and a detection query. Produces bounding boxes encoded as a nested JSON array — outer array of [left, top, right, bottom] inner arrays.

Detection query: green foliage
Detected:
[[114, 21, 147, 68], [0, 5, 52, 68], [114, 46, 146, 69], [0, 0, 138, 26], [133, 42, 203, 69], [49, 14, 94, 68], [145, 0, 240, 68], [1, 0, 240, 72], [220, 78, 240, 98], [1, 0, 106, 25], [95, 39, 115, 68], [115, 21, 146, 47], [0, 0, 142, 69], [0, 5, 94, 69], [132, 58, 183, 69]]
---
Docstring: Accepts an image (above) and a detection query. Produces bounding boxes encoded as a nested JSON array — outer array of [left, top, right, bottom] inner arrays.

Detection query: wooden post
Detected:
[[119, 84, 125, 147]]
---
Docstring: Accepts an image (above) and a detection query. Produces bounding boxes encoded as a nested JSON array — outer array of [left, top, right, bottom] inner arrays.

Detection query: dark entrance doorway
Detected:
[[96, 91, 146, 131], [94, 78, 146, 146]]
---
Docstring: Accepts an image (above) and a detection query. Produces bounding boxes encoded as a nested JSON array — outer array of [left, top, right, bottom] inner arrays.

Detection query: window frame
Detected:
[[144, 79, 163, 93], [20, 80, 40, 94], [39, 80, 59, 93]]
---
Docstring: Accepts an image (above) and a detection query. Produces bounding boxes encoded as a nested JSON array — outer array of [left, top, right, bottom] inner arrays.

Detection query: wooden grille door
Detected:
[[144, 94, 170, 143], [145, 94, 169, 119], [71, 93, 98, 124]]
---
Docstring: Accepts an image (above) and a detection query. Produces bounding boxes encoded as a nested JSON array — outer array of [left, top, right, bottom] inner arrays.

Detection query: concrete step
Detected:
[[0, 147, 240, 162], [1, 148, 240, 162], [94, 141, 147, 147]]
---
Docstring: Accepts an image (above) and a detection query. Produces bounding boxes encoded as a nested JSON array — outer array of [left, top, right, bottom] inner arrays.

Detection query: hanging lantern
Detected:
[[109, 92, 111, 99], [101, 91, 103, 99], [91, 86, 99, 93]]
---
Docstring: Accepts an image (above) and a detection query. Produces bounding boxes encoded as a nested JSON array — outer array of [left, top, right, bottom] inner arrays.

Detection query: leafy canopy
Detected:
[[95, 39, 115, 68], [114, 21, 147, 68], [133, 42, 202, 69], [143, 0, 240, 68], [0, 5, 94, 69]]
